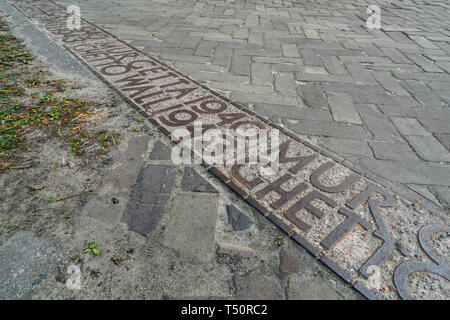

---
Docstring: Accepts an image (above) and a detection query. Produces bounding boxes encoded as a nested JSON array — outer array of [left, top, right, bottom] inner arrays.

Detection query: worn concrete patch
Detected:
[[233, 274, 285, 300], [163, 193, 219, 263], [0, 232, 67, 299], [84, 135, 150, 225]]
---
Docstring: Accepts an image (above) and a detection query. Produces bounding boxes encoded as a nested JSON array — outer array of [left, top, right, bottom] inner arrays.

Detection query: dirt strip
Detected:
[[9, 0, 449, 300]]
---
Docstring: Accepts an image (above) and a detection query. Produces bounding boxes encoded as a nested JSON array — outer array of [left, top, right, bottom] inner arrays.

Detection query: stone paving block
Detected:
[[233, 274, 285, 300], [210, 81, 271, 94], [273, 72, 297, 96], [253, 103, 331, 121], [360, 159, 450, 185], [300, 48, 322, 66], [370, 141, 418, 161], [413, 107, 450, 121], [435, 61, 450, 73], [195, 40, 216, 57], [380, 47, 412, 64], [250, 63, 273, 87], [357, 105, 402, 141], [373, 71, 410, 96], [431, 186, 450, 209], [230, 55, 250, 76], [379, 105, 416, 118], [409, 35, 439, 49], [319, 137, 373, 158], [298, 84, 329, 110], [405, 54, 444, 73], [320, 55, 348, 75], [327, 92, 362, 124], [433, 133, 450, 152], [181, 167, 218, 193], [284, 119, 371, 140], [212, 47, 233, 67], [345, 62, 377, 85], [417, 117, 450, 134], [295, 73, 354, 83], [226, 205, 253, 231], [404, 135, 450, 162], [391, 117, 431, 136], [401, 80, 443, 107], [164, 193, 219, 263], [231, 92, 299, 107], [281, 43, 300, 58], [0, 232, 67, 299]]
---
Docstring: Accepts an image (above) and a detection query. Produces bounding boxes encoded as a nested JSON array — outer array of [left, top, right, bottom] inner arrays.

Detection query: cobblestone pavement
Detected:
[[53, 0, 450, 211]]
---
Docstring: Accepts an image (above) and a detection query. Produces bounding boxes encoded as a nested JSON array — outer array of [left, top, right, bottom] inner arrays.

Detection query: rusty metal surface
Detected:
[[11, 0, 449, 300]]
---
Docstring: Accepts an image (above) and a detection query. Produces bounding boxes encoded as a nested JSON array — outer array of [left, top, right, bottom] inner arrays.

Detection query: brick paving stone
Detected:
[[327, 92, 362, 124], [231, 55, 251, 76], [405, 54, 444, 73], [431, 187, 450, 209], [373, 71, 410, 96], [320, 55, 348, 75], [369, 141, 419, 161], [360, 159, 450, 185], [417, 117, 450, 134], [281, 43, 300, 58], [300, 48, 322, 66], [401, 80, 443, 107], [284, 119, 371, 140], [357, 105, 403, 141], [274, 72, 297, 96], [319, 137, 373, 158], [391, 118, 431, 136], [404, 135, 450, 162], [250, 63, 273, 87], [433, 133, 450, 152], [298, 84, 329, 110], [345, 63, 377, 85]]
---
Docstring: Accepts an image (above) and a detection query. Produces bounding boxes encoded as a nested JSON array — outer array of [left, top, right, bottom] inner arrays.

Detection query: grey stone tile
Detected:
[[391, 117, 431, 136], [404, 135, 450, 162], [359, 159, 450, 185], [320, 137, 373, 158], [369, 141, 418, 161], [327, 92, 362, 124]]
